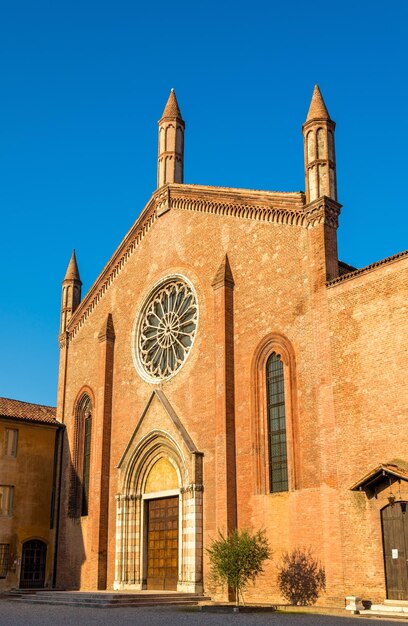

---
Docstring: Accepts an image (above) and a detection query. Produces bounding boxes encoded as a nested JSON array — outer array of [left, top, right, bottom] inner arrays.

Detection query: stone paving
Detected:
[[0, 601, 408, 626]]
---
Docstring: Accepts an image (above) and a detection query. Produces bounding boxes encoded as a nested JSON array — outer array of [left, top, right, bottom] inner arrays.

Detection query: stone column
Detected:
[[128, 494, 142, 588], [114, 494, 125, 588], [114, 493, 142, 590], [179, 484, 204, 593]]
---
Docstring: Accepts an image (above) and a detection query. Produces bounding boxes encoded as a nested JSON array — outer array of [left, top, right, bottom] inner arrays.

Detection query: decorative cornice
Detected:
[[303, 196, 341, 229], [66, 194, 158, 341], [327, 249, 408, 287], [168, 185, 307, 227], [64, 184, 318, 342]]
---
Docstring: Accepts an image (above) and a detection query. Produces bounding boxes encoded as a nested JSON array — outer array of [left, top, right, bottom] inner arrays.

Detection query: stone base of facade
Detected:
[[113, 580, 203, 593], [177, 580, 203, 593], [113, 581, 144, 591]]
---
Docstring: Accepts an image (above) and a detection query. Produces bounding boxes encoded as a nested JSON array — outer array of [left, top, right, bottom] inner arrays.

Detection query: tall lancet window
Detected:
[[69, 392, 93, 518], [266, 352, 288, 492], [81, 409, 92, 516]]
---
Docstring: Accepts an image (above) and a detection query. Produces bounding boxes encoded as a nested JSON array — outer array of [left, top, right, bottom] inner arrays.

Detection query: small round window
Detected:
[[134, 277, 198, 382]]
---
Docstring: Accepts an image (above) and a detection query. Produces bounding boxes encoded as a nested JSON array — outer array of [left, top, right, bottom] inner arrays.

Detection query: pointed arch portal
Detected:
[[114, 391, 203, 593]]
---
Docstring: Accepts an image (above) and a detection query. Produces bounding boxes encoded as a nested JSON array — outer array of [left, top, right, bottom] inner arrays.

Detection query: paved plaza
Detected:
[[0, 602, 407, 626]]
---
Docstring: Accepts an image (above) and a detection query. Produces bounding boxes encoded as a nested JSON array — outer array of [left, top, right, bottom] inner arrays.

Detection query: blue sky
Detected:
[[1, 0, 407, 406]]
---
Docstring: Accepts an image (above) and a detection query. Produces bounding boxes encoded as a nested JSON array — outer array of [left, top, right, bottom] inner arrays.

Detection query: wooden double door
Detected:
[[382, 502, 408, 600], [146, 496, 179, 590]]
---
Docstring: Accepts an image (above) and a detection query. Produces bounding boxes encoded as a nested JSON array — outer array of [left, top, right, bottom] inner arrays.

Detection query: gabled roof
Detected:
[[328, 249, 408, 287], [117, 389, 201, 470], [351, 463, 408, 494], [0, 397, 58, 425], [65, 183, 307, 341]]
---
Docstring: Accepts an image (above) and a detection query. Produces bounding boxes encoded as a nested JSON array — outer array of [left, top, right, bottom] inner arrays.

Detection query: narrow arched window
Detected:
[[81, 411, 92, 516], [266, 352, 288, 492], [69, 392, 92, 518]]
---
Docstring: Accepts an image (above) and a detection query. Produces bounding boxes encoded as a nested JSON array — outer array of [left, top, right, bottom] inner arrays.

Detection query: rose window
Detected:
[[137, 278, 198, 381]]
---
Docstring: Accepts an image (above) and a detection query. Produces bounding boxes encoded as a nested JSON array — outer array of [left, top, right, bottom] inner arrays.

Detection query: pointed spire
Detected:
[[306, 84, 330, 122], [64, 250, 81, 283], [60, 250, 82, 335], [302, 85, 338, 205], [161, 88, 183, 120], [212, 254, 235, 290], [157, 89, 185, 186]]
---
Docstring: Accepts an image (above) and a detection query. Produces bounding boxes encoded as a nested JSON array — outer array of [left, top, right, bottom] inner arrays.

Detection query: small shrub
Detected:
[[277, 547, 326, 605], [207, 528, 271, 605]]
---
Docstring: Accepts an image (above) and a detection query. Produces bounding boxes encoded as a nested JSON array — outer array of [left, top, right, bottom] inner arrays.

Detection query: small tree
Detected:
[[277, 547, 326, 606], [207, 529, 271, 606]]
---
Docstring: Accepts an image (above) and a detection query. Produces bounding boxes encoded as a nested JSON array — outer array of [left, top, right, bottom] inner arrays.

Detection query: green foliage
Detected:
[[277, 547, 326, 606], [207, 528, 271, 605]]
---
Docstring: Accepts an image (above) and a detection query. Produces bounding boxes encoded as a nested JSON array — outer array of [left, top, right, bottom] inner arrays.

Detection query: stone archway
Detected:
[[114, 405, 203, 593]]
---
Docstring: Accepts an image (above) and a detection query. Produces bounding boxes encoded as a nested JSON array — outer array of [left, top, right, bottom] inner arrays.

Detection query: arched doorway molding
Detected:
[[121, 429, 187, 497], [115, 404, 203, 593]]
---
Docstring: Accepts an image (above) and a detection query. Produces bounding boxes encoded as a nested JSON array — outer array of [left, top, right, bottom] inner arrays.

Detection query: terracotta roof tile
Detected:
[[351, 463, 408, 492], [0, 397, 58, 425], [327, 249, 408, 287]]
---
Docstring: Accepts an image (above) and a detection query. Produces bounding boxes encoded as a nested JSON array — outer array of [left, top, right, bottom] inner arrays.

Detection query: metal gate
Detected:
[[20, 540, 47, 589]]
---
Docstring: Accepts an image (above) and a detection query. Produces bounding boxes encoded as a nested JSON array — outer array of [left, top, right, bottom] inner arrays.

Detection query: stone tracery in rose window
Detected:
[[138, 279, 198, 381]]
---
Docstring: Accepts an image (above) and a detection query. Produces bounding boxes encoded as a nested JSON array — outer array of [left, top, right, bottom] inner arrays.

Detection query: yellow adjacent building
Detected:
[[0, 398, 62, 591]]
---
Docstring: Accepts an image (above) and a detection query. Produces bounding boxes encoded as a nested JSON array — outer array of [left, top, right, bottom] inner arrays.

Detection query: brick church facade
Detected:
[[55, 87, 408, 603]]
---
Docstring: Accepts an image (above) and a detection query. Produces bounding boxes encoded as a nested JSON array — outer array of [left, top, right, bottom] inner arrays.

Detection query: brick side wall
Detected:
[[327, 256, 408, 601]]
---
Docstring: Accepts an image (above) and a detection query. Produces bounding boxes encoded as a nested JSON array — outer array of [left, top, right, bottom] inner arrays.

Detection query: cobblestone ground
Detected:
[[0, 602, 407, 626]]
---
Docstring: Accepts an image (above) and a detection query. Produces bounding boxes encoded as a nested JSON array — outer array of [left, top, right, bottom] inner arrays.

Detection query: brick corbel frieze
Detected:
[[65, 193, 159, 342], [303, 196, 342, 229], [65, 184, 310, 344], [165, 184, 307, 227]]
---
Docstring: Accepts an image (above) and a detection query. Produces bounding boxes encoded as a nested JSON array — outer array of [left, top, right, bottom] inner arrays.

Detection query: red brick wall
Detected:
[[327, 256, 408, 601], [56, 191, 407, 605]]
